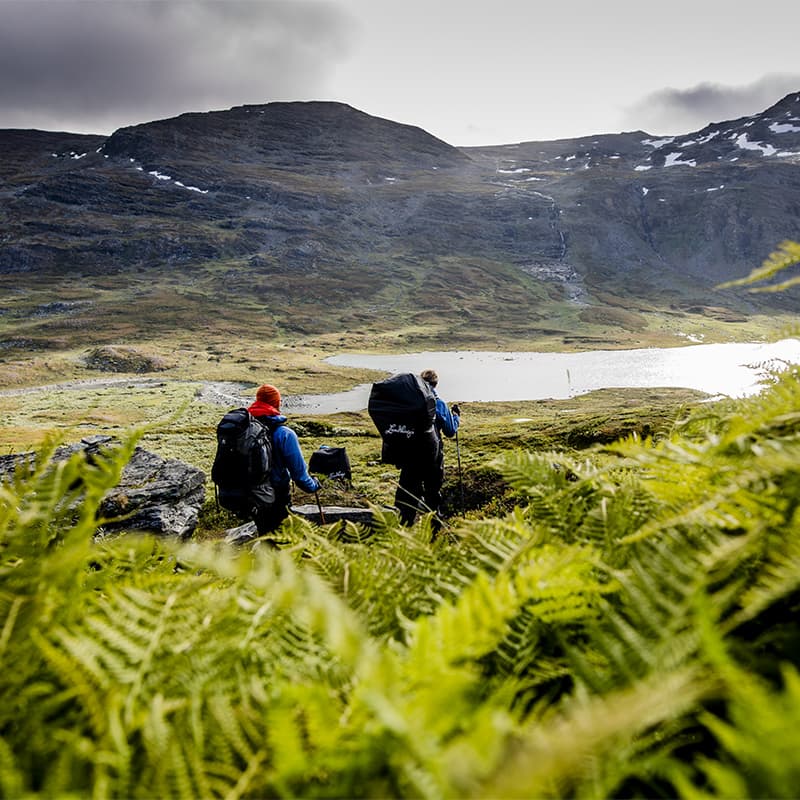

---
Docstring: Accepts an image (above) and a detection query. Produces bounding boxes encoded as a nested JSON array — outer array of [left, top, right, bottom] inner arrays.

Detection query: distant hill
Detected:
[[1, 96, 799, 352]]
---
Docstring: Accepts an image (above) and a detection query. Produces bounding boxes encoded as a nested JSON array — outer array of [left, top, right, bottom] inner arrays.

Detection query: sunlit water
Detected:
[[281, 339, 800, 415]]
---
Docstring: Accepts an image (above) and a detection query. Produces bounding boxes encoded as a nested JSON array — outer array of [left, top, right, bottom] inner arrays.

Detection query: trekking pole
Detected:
[[455, 430, 466, 514], [391, 479, 449, 532], [314, 489, 326, 524]]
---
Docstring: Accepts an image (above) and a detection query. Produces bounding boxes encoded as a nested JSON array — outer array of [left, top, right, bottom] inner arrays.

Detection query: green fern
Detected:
[[3, 301, 800, 797], [479, 665, 715, 799], [717, 239, 800, 292]]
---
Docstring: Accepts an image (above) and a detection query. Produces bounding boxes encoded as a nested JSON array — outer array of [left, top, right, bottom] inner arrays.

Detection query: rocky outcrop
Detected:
[[0, 436, 205, 539], [83, 345, 170, 373], [99, 444, 205, 538]]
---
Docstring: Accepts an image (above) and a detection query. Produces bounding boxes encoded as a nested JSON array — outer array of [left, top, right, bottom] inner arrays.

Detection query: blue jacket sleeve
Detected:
[[273, 426, 320, 493], [435, 397, 460, 438]]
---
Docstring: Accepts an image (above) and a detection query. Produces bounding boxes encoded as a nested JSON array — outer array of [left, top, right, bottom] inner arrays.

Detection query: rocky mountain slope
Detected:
[[468, 92, 800, 289], [1, 96, 799, 351]]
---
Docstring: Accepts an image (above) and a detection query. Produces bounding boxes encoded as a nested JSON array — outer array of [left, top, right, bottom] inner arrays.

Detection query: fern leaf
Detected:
[[716, 240, 800, 291], [477, 666, 713, 799]]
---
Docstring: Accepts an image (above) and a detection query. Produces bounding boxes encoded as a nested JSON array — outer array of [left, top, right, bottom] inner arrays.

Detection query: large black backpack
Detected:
[[368, 373, 438, 467], [211, 407, 275, 518], [308, 445, 352, 483]]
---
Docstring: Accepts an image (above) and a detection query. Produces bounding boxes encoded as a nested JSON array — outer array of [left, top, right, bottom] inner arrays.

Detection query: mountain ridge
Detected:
[[1, 94, 799, 355]]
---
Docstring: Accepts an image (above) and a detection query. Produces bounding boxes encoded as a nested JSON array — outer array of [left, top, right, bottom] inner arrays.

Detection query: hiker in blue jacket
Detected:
[[248, 384, 320, 535], [396, 369, 460, 529]]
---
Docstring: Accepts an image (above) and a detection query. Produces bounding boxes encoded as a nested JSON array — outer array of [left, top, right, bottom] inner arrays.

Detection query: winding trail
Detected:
[[0, 378, 252, 408]]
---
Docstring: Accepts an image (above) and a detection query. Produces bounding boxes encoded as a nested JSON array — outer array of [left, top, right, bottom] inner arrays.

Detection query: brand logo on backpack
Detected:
[[211, 407, 276, 518], [384, 423, 415, 439]]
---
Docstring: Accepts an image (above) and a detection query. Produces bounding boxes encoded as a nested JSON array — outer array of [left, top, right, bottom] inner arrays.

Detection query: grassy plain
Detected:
[[0, 340, 707, 538], [1, 263, 793, 536]]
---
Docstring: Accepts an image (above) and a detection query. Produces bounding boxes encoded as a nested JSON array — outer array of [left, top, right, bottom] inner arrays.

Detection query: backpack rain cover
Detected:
[[368, 373, 438, 467], [308, 445, 352, 481]]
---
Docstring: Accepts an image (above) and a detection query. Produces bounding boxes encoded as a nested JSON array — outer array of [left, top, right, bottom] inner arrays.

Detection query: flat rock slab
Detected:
[[224, 504, 374, 545], [292, 504, 374, 526]]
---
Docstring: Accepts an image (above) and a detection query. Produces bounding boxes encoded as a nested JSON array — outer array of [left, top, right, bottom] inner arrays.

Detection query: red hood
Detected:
[[248, 400, 280, 418]]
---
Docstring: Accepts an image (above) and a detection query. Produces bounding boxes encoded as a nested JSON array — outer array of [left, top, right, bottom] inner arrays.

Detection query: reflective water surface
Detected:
[[281, 339, 800, 415]]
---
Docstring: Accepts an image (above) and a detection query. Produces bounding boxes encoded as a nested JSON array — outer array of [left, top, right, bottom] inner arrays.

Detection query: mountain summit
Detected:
[[102, 101, 470, 177], [1, 96, 798, 349]]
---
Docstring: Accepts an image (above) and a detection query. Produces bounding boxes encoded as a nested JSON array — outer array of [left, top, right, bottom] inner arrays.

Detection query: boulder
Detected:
[[99, 445, 205, 539], [0, 436, 205, 539]]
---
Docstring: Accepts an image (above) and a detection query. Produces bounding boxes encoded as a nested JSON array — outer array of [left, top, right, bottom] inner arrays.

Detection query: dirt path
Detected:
[[0, 377, 251, 408], [193, 381, 251, 407]]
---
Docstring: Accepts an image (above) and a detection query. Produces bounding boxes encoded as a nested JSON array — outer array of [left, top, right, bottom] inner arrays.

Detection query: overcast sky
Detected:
[[1, 0, 799, 146]]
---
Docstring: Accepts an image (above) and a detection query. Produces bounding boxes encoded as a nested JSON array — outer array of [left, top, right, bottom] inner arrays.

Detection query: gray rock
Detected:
[[223, 521, 258, 545], [0, 436, 205, 539], [223, 504, 374, 545], [100, 446, 205, 538], [291, 504, 374, 527]]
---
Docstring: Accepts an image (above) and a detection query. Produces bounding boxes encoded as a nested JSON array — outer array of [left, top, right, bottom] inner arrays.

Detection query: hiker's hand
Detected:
[[314, 478, 322, 491], [451, 403, 461, 416]]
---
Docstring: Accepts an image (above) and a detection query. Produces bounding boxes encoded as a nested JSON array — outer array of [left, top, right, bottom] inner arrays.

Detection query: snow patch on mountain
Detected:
[[120, 159, 211, 194], [770, 121, 800, 134], [664, 152, 697, 168], [735, 134, 777, 157], [642, 137, 674, 149]]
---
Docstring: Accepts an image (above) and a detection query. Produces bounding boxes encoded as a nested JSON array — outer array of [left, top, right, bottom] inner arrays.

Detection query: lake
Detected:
[[281, 339, 800, 415]]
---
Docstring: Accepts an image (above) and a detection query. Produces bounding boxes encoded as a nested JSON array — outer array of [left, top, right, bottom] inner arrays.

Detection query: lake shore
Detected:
[[279, 338, 800, 414]]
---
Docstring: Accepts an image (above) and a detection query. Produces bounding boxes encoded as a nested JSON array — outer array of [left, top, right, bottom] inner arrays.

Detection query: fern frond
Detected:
[[686, 664, 800, 799], [477, 666, 714, 799], [400, 542, 608, 690], [716, 239, 800, 291], [0, 736, 24, 800], [31, 627, 110, 738], [293, 518, 470, 641], [711, 519, 800, 641]]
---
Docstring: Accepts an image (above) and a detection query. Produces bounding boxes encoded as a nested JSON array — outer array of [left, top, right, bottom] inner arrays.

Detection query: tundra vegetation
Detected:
[[0, 243, 799, 798]]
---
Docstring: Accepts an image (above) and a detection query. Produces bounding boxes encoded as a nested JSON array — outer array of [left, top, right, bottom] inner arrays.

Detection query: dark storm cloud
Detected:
[[624, 74, 800, 135], [0, 0, 355, 132]]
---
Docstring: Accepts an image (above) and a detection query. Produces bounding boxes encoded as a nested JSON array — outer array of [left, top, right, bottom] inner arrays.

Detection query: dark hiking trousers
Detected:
[[253, 484, 291, 535], [395, 443, 444, 528]]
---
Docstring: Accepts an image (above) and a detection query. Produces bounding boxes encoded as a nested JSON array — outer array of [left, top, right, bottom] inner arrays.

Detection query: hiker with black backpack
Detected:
[[246, 384, 320, 534], [212, 383, 320, 537], [369, 369, 460, 529], [402, 369, 460, 527]]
